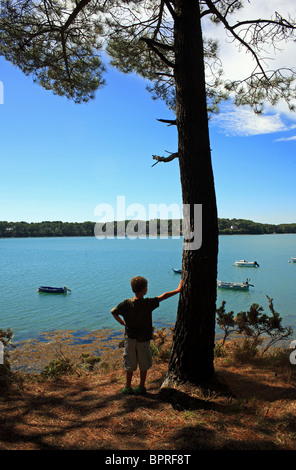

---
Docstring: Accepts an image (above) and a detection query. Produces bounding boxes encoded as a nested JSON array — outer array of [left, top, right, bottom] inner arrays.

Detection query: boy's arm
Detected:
[[158, 279, 183, 302], [111, 312, 126, 326], [111, 304, 126, 326]]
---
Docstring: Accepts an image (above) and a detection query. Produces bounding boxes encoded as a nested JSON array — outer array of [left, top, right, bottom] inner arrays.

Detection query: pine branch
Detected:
[[140, 37, 175, 68], [153, 0, 165, 40], [157, 118, 177, 126], [232, 15, 296, 33], [152, 151, 179, 167], [62, 0, 92, 31], [204, 0, 268, 79], [164, 0, 177, 20], [61, 29, 71, 82]]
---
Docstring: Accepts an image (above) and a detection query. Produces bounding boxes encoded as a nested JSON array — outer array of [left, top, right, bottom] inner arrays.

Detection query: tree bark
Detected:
[[164, 0, 218, 386]]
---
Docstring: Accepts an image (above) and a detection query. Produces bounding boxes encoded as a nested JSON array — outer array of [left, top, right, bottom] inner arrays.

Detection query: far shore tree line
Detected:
[[0, 218, 296, 238]]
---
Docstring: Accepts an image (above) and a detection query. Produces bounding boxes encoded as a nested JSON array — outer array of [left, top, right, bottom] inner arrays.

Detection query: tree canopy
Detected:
[[1, 0, 296, 113]]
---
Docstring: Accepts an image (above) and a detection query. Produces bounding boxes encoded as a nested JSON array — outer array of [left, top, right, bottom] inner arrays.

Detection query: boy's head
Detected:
[[131, 276, 148, 295]]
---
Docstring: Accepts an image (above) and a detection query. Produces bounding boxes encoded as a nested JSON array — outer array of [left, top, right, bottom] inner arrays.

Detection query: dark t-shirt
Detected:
[[111, 297, 160, 342]]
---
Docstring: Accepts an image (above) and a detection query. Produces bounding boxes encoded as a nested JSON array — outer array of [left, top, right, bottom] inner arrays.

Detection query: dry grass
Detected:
[[1, 329, 296, 451]]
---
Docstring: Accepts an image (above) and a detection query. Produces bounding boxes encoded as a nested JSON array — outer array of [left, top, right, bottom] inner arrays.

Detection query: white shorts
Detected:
[[123, 338, 152, 372]]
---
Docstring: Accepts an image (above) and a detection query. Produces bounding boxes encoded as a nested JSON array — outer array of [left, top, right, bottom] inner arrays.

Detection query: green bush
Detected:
[[214, 340, 227, 358], [40, 356, 74, 379], [0, 328, 14, 385], [216, 297, 293, 355], [78, 353, 101, 371], [40, 351, 102, 379], [228, 338, 260, 363]]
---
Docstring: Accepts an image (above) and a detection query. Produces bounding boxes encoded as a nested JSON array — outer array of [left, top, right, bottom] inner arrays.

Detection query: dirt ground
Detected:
[[1, 330, 296, 451]]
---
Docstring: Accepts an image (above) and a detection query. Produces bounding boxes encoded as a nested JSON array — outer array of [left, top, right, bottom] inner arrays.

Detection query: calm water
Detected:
[[0, 235, 295, 342]]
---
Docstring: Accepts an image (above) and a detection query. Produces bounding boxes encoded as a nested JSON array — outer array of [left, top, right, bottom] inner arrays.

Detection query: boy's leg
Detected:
[[134, 341, 152, 393], [122, 339, 137, 394], [139, 370, 147, 388], [136, 341, 152, 375], [134, 370, 147, 394], [126, 371, 133, 388]]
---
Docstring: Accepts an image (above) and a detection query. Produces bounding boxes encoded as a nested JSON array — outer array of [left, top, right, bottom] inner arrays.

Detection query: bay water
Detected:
[[0, 234, 295, 343]]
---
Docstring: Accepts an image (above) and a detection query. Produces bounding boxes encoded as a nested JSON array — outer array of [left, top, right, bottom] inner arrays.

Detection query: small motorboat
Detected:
[[172, 268, 182, 274], [37, 286, 71, 294], [288, 257, 296, 263], [233, 260, 259, 267], [217, 278, 254, 291]]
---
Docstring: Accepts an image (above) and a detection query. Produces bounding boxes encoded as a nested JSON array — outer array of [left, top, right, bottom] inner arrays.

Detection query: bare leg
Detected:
[[126, 371, 133, 388], [139, 370, 147, 388]]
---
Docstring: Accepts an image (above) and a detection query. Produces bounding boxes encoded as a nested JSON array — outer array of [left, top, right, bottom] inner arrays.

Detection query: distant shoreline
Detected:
[[1, 218, 296, 238]]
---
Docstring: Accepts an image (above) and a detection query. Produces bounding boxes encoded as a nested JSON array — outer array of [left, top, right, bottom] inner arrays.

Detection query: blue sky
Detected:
[[0, 57, 183, 224], [1, 1, 296, 226]]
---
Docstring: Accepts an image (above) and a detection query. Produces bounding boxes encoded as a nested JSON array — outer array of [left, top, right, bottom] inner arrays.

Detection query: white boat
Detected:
[[217, 278, 254, 291], [288, 257, 296, 263], [233, 260, 259, 267]]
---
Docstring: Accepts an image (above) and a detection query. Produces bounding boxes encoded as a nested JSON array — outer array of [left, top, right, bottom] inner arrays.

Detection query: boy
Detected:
[[111, 276, 183, 395]]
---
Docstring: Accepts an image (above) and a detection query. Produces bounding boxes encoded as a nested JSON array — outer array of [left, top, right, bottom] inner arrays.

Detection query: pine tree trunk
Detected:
[[164, 0, 218, 386]]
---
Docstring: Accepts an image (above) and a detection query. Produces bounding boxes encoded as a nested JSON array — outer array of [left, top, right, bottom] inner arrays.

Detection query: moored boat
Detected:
[[37, 286, 71, 294], [217, 278, 254, 291], [172, 268, 182, 274], [234, 260, 259, 267]]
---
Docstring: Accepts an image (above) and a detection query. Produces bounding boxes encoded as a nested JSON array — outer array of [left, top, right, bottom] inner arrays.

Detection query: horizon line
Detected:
[[1, 218, 296, 226]]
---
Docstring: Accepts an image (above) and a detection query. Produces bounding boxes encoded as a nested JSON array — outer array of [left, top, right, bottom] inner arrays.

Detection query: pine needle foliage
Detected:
[[2, 1, 295, 111], [216, 297, 293, 355]]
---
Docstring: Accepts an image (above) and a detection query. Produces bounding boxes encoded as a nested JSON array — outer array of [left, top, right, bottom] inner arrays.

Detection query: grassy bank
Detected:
[[0, 328, 296, 450]]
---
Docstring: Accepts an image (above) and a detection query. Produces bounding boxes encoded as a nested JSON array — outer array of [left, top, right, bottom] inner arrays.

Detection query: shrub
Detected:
[[152, 326, 173, 362], [216, 301, 236, 345], [216, 297, 293, 355], [78, 353, 101, 371], [0, 328, 14, 386], [40, 356, 74, 379], [227, 338, 260, 363], [40, 350, 102, 379], [214, 340, 227, 358]]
